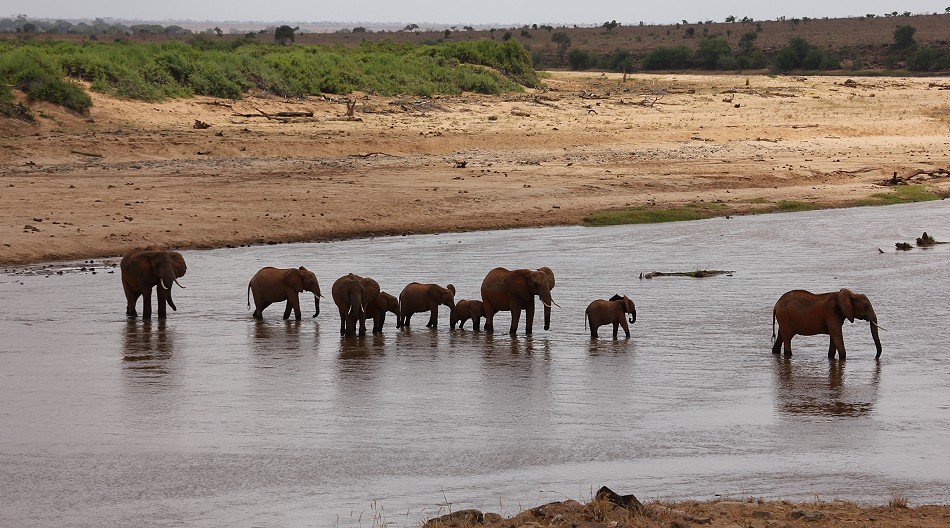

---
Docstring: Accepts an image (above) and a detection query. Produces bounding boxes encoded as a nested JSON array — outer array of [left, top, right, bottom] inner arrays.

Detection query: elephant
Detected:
[[369, 291, 400, 333], [397, 282, 456, 328], [480, 266, 557, 334], [331, 273, 380, 337], [121, 246, 187, 319], [772, 288, 883, 360], [585, 294, 637, 338], [247, 266, 322, 321], [451, 299, 484, 330]]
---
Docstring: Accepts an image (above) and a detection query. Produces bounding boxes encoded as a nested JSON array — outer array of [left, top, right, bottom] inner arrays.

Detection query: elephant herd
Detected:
[[121, 247, 884, 358]]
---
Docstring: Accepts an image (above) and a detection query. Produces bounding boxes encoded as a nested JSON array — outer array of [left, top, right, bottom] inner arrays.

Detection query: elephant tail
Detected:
[[247, 283, 251, 310], [584, 310, 588, 331], [771, 309, 776, 339]]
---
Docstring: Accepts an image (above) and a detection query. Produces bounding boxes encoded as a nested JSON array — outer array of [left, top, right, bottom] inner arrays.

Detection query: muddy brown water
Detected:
[[1, 201, 948, 527]]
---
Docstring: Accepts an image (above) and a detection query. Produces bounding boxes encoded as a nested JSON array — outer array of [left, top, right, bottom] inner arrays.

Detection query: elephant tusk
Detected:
[[347, 306, 352, 315], [544, 300, 561, 308], [160, 279, 170, 290], [871, 321, 887, 331], [174, 279, 186, 289]]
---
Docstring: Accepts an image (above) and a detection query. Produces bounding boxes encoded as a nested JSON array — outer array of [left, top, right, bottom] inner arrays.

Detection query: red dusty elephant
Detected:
[[247, 266, 322, 321], [331, 273, 380, 337], [369, 291, 400, 334], [451, 299, 485, 330], [480, 266, 557, 335], [121, 246, 187, 319], [585, 294, 637, 338], [397, 282, 456, 328], [772, 288, 883, 360]]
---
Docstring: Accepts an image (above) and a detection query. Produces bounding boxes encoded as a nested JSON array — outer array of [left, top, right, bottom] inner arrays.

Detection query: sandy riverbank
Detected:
[[2, 72, 948, 266]]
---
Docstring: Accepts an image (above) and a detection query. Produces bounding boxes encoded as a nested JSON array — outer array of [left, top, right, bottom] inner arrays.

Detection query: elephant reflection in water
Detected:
[[772, 356, 881, 417], [122, 320, 175, 375]]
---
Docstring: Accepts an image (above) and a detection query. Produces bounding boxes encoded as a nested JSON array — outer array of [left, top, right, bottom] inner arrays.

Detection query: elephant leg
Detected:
[[484, 305, 495, 333], [783, 336, 793, 357], [612, 322, 620, 338], [373, 313, 385, 334], [337, 307, 347, 336], [510, 308, 523, 335], [254, 301, 271, 320], [142, 287, 153, 319], [290, 292, 302, 320], [828, 338, 837, 359], [524, 302, 535, 335], [620, 319, 630, 338], [427, 308, 438, 328], [590, 323, 598, 338], [283, 301, 293, 320], [358, 316, 367, 336], [123, 282, 139, 317], [831, 330, 847, 360], [772, 330, 783, 354], [404, 313, 412, 328], [156, 287, 168, 319], [473, 317, 481, 331]]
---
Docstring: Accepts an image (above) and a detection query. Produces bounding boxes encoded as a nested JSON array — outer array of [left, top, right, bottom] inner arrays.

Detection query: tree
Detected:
[[274, 25, 297, 45], [892, 25, 917, 50], [602, 20, 619, 34], [551, 32, 571, 64], [403, 23, 419, 32], [725, 15, 736, 23], [739, 31, 758, 52], [696, 37, 731, 69]]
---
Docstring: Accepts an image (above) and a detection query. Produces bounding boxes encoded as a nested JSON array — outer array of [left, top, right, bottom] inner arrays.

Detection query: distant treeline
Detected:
[[0, 38, 539, 113], [557, 25, 950, 73]]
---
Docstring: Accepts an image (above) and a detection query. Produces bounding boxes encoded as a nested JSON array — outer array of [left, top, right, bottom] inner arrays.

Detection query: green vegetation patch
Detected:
[[853, 184, 939, 206], [0, 38, 537, 109], [774, 200, 817, 212], [584, 205, 718, 225]]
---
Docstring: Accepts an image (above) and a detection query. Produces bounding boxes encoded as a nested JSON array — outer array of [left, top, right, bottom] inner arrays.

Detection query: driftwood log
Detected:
[[641, 269, 734, 279]]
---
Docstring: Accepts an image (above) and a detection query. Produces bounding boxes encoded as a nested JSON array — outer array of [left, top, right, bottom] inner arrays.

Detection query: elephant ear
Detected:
[[538, 267, 555, 290], [286, 269, 304, 292], [624, 296, 635, 312], [837, 289, 855, 323], [169, 251, 187, 278], [446, 283, 456, 295]]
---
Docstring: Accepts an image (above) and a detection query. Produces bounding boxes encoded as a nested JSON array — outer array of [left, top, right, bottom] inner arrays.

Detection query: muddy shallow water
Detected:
[[1, 201, 949, 527]]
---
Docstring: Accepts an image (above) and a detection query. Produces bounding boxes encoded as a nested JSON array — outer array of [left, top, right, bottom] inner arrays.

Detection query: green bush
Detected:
[[772, 37, 838, 72], [907, 47, 950, 71], [642, 45, 692, 69], [0, 38, 537, 110], [695, 37, 731, 69], [567, 48, 598, 70]]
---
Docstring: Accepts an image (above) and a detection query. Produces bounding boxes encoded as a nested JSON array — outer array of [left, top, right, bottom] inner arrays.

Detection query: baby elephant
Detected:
[[371, 291, 400, 333], [585, 294, 637, 338], [451, 299, 484, 330], [248, 266, 322, 320]]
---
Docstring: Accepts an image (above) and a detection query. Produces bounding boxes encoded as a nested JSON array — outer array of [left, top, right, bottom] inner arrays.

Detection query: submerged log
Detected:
[[642, 269, 734, 279]]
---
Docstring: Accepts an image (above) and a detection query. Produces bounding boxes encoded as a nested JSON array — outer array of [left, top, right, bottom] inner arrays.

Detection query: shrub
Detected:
[[642, 46, 692, 69], [567, 48, 598, 70], [695, 37, 731, 69], [772, 37, 838, 72], [892, 25, 916, 50]]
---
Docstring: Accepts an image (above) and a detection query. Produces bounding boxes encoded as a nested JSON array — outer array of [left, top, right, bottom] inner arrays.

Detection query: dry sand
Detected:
[[1, 71, 949, 521], [1, 72, 949, 266]]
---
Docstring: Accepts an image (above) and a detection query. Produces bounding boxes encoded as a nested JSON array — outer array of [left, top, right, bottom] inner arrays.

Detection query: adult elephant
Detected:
[[481, 266, 557, 335], [585, 294, 637, 338], [331, 273, 380, 337], [247, 266, 321, 321], [121, 246, 187, 319], [772, 288, 883, 360], [397, 282, 456, 328], [451, 299, 484, 330], [369, 291, 400, 334]]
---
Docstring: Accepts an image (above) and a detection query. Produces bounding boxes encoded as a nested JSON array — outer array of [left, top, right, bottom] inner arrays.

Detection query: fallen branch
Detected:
[[71, 150, 104, 158], [641, 269, 734, 279]]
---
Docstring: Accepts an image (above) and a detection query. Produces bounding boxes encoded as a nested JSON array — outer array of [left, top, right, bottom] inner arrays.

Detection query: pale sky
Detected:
[[8, 1, 948, 26]]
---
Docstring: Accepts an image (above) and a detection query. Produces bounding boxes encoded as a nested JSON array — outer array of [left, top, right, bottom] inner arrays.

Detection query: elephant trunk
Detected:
[[629, 307, 637, 324], [160, 269, 177, 312], [869, 311, 882, 359], [540, 289, 553, 331], [313, 294, 320, 318]]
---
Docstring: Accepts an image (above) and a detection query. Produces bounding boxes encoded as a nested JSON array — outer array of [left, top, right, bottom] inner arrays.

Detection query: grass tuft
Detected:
[[888, 494, 909, 509], [584, 205, 715, 225], [853, 184, 939, 206]]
